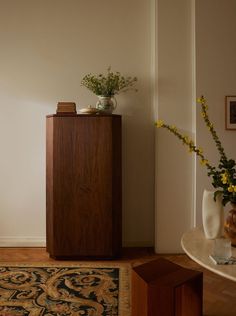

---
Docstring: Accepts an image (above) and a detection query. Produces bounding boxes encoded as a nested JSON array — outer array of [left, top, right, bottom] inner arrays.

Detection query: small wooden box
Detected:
[[56, 102, 77, 115], [132, 258, 203, 316]]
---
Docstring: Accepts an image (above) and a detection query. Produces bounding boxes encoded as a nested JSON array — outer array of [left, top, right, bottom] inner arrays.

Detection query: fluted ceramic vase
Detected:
[[96, 95, 117, 114], [202, 189, 224, 239]]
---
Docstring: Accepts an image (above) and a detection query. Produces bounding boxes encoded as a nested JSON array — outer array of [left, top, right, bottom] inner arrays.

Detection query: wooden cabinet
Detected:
[[46, 114, 122, 259]]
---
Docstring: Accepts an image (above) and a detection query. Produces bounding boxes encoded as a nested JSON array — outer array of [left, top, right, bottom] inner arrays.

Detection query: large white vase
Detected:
[[202, 189, 224, 239]]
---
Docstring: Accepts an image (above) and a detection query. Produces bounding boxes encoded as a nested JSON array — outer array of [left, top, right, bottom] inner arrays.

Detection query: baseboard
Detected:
[[123, 241, 154, 247], [0, 237, 46, 247]]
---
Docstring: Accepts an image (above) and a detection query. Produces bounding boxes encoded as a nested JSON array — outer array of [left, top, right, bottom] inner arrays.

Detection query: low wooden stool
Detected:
[[132, 258, 203, 316]]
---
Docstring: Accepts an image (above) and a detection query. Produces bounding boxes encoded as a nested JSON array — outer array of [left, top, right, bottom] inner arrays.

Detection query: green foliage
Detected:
[[155, 96, 236, 206], [81, 67, 137, 97]]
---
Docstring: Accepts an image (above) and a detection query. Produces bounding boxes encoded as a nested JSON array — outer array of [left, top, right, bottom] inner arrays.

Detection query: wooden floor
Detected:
[[0, 247, 235, 316]]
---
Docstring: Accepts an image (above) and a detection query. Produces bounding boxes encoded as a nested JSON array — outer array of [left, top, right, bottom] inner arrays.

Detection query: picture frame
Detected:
[[225, 96, 236, 130]]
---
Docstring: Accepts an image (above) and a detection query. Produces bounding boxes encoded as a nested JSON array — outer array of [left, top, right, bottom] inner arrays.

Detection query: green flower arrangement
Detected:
[[81, 67, 137, 97], [155, 96, 236, 206]]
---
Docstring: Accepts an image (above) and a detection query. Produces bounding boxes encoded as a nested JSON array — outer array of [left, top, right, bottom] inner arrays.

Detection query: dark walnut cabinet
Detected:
[[46, 114, 122, 259]]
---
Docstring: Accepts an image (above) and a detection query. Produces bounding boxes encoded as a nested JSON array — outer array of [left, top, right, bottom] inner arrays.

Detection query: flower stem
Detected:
[[197, 96, 228, 161], [155, 120, 215, 172]]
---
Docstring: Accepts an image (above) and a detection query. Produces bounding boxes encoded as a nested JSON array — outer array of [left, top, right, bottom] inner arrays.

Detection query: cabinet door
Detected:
[[46, 115, 121, 258]]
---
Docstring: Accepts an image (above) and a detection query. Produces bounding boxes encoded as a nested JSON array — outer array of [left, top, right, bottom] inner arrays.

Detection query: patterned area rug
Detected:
[[0, 263, 130, 316]]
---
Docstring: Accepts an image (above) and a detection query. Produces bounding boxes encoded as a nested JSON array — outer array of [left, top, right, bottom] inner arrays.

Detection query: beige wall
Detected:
[[0, 0, 155, 246], [155, 0, 195, 252], [195, 0, 236, 223], [2, 0, 234, 251], [155, 0, 236, 253]]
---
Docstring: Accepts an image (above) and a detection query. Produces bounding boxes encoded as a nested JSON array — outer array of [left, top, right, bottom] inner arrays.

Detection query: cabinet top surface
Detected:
[[46, 114, 121, 118]]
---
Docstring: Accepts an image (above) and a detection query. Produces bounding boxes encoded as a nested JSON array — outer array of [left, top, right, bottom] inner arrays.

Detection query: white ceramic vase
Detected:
[[202, 189, 224, 239]]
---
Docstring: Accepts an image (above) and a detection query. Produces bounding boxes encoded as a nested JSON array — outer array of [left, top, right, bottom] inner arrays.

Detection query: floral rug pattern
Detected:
[[0, 266, 121, 316]]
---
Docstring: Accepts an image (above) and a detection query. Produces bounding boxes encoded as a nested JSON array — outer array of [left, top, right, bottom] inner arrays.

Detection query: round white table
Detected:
[[181, 227, 236, 282]]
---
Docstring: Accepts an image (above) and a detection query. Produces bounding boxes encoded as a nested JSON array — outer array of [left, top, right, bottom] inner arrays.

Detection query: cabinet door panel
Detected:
[[46, 115, 121, 258]]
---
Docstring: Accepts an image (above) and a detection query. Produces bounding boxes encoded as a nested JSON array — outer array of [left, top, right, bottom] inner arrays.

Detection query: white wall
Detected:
[[3, 0, 233, 251], [0, 0, 155, 247], [195, 0, 236, 224], [155, 0, 236, 253], [155, 0, 195, 253]]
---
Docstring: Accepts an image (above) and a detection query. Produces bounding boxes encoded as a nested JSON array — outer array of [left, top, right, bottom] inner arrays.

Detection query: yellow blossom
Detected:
[[207, 123, 213, 131], [197, 96, 206, 104], [155, 120, 164, 128], [183, 136, 190, 144], [201, 112, 206, 118], [221, 173, 228, 184], [206, 123, 213, 131], [200, 159, 208, 166], [228, 185, 234, 193], [170, 125, 177, 132]]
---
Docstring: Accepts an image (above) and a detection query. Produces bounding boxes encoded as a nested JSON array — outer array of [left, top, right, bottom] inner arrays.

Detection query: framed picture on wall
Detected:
[[225, 96, 236, 130]]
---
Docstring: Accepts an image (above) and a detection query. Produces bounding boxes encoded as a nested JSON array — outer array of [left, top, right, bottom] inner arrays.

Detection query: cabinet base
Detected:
[[49, 254, 121, 260]]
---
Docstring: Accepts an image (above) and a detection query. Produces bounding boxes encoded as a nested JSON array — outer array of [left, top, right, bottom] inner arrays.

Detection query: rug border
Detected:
[[0, 261, 131, 316]]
